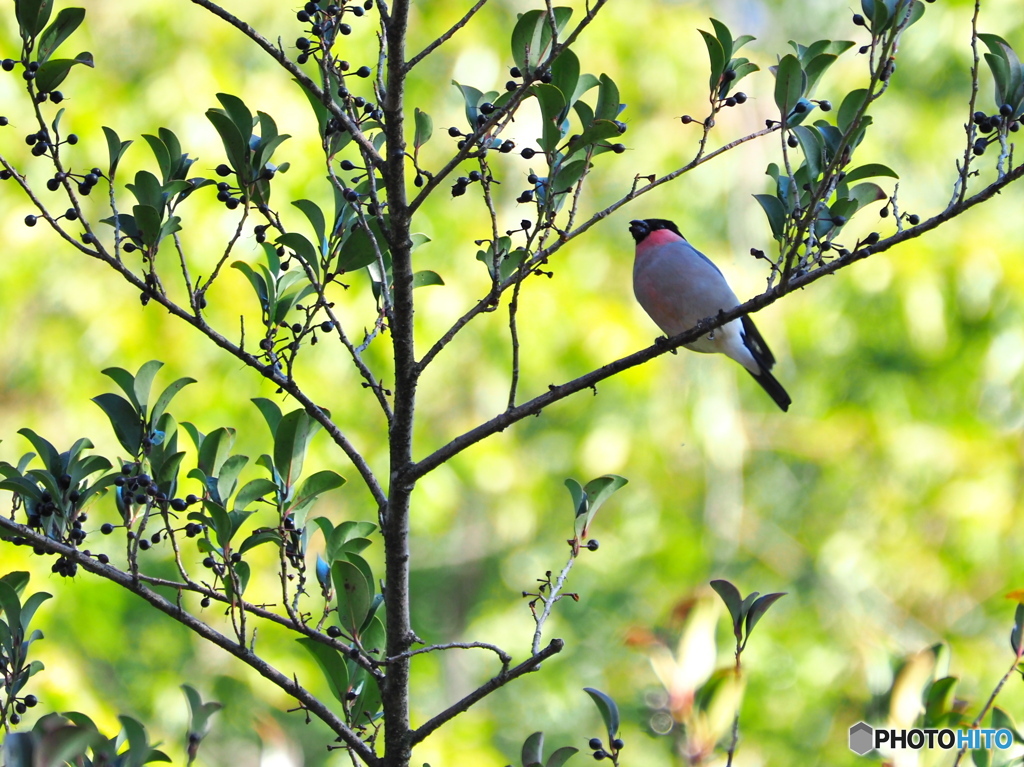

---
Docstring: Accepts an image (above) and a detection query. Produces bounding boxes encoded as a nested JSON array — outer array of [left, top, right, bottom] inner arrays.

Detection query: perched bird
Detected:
[[628, 218, 791, 411]]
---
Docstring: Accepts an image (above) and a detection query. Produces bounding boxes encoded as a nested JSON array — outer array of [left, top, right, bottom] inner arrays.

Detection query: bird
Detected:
[[628, 218, 791, 412]]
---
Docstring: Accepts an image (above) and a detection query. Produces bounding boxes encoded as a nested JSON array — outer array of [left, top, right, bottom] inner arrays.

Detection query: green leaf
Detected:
[[521, 732, 544, 767], [710, 579, 744, 639], [803, 53, 838, 96], [92, 393, 143, 455], [924, 676, 958, 724], [0, 572, 30, 598], [332, 560, 371, 636], [774, 54, 805, 118], [546, 747, 578, 767], [843, 163, 899, 184], [207, 109, 248, 179], [34, 51, 92, 93], [710, 18, 734, 62], [0, 581, 22, 635], [102, 126, 133, 177], [36, 7, 84, 64], [700, 29, 726, 91], [20, 590, 51, 633], [413, 107, 432, 149], [531, 83, 567, 153], [16, 0, 54, 38], [511, 8, 573, 74], [196, 427, 236, 478], [412, 270, 444, 289], [336, 216, 389, 273], [551, 160, 588, 194], [550, 48, 580, 111], [234, 478, 278, 510], [793, 125, 825, 181], [594, 74, 620, 121], [754, 193, 787, 239], [150, 376, 196, 428], [274, 409, 320, 489], [452, 80, 485, 127], [838, 88, 870, 133], [848, 182, 887, 209], [583, 687, 620, 738], [744, 592, 786, 637], [297, 638, 350, 704]]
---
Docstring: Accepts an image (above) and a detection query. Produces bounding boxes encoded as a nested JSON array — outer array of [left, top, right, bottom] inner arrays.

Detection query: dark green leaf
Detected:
[[550, 49, 580, 111], [37, 7, 84, 64], [774, 54, 805, 117], [843, 163, 899, 184], [297, 638, 350, 704], [700, 29, 726, 91], [521, 732, 544, 767], [35, 51, 93, 92], [848, 182, 887, 209], [838, 88, 870, 133], [803, 53, 838, 96], [532, 83, 567, 153], [551, 159, 588, 194], [545, 746, 578, 767], [16, 0, 54, 38], [754, 193, 787, 239], [102, 126, 133, 177], [583, 687, 620, 738], [594, 74, 620, 122], [206, 109, 248, 179], [709, 579, 744, 638], [92, 393, 143, 455], [332, 560, 371, 635], [793, 125, 825, 181], [274, 409, 320, 489], [744, 592, 786, 637]]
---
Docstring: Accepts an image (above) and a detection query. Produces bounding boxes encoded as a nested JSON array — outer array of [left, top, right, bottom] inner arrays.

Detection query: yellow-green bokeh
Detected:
[[2, 0, 1024, 765]]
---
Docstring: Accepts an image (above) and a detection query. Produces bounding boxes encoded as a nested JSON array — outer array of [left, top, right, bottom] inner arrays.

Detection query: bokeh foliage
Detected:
[[1, 0, 1024, 765]]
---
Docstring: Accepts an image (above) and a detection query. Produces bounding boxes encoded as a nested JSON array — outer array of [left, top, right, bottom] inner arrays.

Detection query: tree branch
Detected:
[[408, 160, 1024, 480], [0, 519, 380, 765], [409, 638, 564, 745]]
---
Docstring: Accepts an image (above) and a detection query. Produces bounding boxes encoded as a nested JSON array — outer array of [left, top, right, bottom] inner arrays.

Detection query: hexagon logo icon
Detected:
[[849, 721, 874, 755]]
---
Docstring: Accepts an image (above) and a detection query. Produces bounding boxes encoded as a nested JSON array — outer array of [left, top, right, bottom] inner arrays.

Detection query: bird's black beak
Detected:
[[628, 219, 649, 243]]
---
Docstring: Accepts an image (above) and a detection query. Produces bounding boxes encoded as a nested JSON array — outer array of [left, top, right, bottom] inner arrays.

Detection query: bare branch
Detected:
[[410, 638, 564, 745]]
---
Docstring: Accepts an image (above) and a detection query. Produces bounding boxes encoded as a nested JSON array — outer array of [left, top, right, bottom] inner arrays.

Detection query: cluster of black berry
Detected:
[[6, 694, 38, 725], [588, 736, 624, 762], [295, 0, 374, 64], [971, 106, 1022, 155]]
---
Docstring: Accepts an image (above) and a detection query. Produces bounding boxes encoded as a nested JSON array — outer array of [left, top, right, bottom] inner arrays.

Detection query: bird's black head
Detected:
[[628, 218, 682, 243]]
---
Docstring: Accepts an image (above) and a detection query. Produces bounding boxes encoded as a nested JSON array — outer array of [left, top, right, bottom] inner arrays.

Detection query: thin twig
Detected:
[[384, 641, 512, 667], [410, 638, 564, 745], [531, 555, 576, 655]]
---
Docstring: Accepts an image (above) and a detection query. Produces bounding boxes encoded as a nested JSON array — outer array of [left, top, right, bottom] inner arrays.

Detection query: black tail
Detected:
[[740, 315, 791, 412], [747, 367, 791, 412]]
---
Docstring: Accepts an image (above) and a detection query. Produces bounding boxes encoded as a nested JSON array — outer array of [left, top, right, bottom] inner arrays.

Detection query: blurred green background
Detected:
[[2, 0, 1024, 765]]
